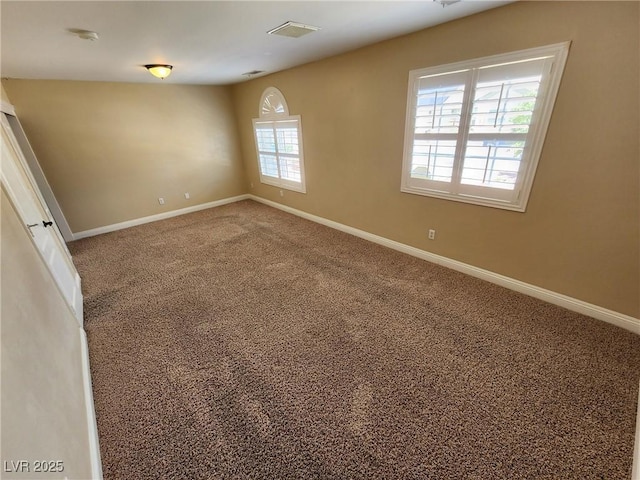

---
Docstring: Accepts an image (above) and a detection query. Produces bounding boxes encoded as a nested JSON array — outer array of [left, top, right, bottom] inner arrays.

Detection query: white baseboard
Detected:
[[248, 195, 640, 335], [69, 192, 639, 334], [72, 194, 251, 240], [80, 328, 103, 479], [633, 381, 640, 480]]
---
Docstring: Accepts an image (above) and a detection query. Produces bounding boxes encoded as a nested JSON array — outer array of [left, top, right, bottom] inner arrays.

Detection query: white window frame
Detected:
[[401, 42, 570, 211], [253, 87, 306, 193]]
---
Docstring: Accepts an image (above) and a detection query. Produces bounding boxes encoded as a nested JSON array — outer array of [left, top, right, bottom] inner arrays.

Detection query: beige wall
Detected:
[[2, 80, 247, 232], [232, 1, 640, 318], [1, 188, 93, 479]]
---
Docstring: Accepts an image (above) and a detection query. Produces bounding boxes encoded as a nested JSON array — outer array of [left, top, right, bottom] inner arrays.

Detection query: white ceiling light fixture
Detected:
[[267, 21, 320, 38], [145, 64, 173, 80]]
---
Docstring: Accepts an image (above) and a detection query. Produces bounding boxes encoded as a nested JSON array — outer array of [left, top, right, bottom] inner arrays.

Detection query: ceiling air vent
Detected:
[[242, 70, 265, 78], [267, 21, 320, 38]]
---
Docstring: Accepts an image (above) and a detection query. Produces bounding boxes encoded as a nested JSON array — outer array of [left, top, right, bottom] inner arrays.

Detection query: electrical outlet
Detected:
[[279, 190, 284, 197], [158, 197, 165, 205], [250, 182, 254, 188], [184, 192, 190, 199], [428, 229, 436, 240]]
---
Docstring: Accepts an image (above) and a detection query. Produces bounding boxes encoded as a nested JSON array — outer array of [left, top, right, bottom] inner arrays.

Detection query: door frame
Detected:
[[1, 110, 82, 323], [0, 101, 74, 241]]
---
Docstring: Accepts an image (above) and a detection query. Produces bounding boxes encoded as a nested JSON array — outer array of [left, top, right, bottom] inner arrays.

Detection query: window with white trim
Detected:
[[401, 43, 569, 211], [253, 87, 306, 193]]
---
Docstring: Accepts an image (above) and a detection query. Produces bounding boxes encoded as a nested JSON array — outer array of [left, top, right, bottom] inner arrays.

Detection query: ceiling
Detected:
[[1, 1, 512, 85]]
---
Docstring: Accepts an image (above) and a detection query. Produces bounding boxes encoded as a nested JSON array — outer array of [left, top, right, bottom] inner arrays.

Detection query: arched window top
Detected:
[[252, 86, 305, 193], [259, 87, 289, 117]]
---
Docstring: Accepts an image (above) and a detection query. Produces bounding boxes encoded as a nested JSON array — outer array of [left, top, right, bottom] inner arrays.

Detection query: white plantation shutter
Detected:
[[459, 57, 551, 202], [254, 122, 279, 178], [406, 69, 469, 193], [261, 87, 288, 116], [253, 88, 306, 193], [402, 43, 569, 211]]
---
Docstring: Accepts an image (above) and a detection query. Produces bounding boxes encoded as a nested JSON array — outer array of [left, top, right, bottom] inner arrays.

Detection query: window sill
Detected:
[[260, 177, 306, 194], [400, 185, 527, 212]]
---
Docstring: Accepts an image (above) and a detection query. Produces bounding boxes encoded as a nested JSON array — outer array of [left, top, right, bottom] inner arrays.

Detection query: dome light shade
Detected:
[[145, 64, 173, 79]]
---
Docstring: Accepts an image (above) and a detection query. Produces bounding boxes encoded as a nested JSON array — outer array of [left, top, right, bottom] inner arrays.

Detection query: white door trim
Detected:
[[0, 99, 15, 115], [5, 113, 74, 241]]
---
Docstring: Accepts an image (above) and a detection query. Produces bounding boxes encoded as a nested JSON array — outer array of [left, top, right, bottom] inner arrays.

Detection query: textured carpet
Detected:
[[69, 200, 640, 479]]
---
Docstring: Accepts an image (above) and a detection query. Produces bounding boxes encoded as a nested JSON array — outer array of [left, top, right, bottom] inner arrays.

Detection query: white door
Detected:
[[1, 112, 83, 325], [6, 113, 74, 242]]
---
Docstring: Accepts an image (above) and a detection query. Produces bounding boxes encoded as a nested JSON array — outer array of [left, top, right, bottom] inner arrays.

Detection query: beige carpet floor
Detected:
[[69, 200, 640, 479]]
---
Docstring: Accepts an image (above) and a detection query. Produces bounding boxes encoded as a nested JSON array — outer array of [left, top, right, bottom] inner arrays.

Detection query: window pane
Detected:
[[279, 156, 301, 182], [414, 85, 465, 135], [461, 140, 524, 190], [275, 127, 299, 155], [411, 140, 456, 182], [470, 77, 541, 135], [259, 153, 279, 178], [255, 120, 303, 185], [256, 127, 276, 152], [261, 92, 286, 116]]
